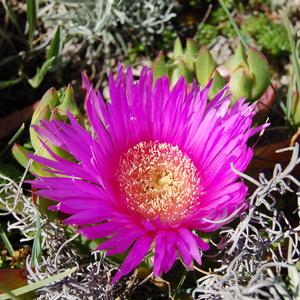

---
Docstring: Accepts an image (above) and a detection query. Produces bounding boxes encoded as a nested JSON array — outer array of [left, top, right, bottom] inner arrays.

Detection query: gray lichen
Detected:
[[39, 0, 176, 65], [193, 144, 300, 300]]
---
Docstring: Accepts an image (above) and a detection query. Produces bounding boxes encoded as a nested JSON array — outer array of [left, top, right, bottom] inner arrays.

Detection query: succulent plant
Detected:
[[12, 85, 83, 216], [226, 43, 271, 101], [153, 37, 271, 102], [12, 85, 83, 175]]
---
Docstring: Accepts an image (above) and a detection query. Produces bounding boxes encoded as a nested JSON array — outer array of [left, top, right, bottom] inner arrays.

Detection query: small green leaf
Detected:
[[0, 267, 77, 300], [0, 224, 14, 257], [47, 25, 60, 60], [30, 105, 52, 153], [31, 215, 41, 266], [0, 123, 25, 157], [26, 0, 37, 46], [28, 56, 55, 88], [0, 77, 22, 89]]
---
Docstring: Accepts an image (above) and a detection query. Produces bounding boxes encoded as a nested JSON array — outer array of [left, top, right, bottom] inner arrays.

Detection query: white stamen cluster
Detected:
[[117, 141, 201, 223]]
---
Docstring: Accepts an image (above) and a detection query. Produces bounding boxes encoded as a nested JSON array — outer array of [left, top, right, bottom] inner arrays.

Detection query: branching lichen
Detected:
[[193, 144, 300, 300]]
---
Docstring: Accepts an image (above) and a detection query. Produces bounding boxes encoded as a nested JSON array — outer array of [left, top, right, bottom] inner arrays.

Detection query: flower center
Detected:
[[117, 141, 201, 223]]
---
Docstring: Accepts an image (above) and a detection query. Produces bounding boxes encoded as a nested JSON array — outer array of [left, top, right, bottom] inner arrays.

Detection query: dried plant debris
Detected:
[[0, 172, 44, 243], [25, 224, 137, 299], [193, 144, 300, 300], [27, 248, 115, 299]]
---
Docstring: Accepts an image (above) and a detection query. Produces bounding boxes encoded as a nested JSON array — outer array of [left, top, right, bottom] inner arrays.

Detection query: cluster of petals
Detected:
[[29, 65, 264, 283]]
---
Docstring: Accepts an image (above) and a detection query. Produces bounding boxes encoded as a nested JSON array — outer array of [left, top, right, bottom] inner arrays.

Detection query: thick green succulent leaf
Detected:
[[247, 47, 271, 100], [171, 59, 193, 86], [30, 88, 59, 151], [209, 70, 226, 99], [195, 47, 217, 87], [12, 146, 58, 217], [186, 39, 199, 57], [153, 52, 168, 81], [186, 38, 199, 69], [226, 42, 247, 72], [11, 144, 48, 176], [178, 59, 193, 83], [170, 67, 181, 87], [11, 144, 30, 170], [229, 67, 253, 100], [30, 106, 52, 152], [32, 87, 59, 124], [57, 84, 83, 124], [173, 37, 184, 57], [29, 86, 81, 163]]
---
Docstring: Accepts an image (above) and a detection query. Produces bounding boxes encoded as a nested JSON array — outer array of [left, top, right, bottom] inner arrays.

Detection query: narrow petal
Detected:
[[153, 231, 166, 276], [176, 235, 193, 268], [112, 234, 154, 283], [178, 228, 202, 264]]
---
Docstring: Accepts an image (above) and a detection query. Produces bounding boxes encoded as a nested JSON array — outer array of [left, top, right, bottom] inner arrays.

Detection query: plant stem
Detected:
[[0, 223, 14, 256], [219, 0, 248, 49]]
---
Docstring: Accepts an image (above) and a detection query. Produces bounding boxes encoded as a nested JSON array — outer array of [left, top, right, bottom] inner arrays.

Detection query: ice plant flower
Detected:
[[29, 66, 264, 283]]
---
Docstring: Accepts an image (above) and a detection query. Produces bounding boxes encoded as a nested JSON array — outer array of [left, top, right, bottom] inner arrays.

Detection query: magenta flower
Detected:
[[29, 66, 264, 283]]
